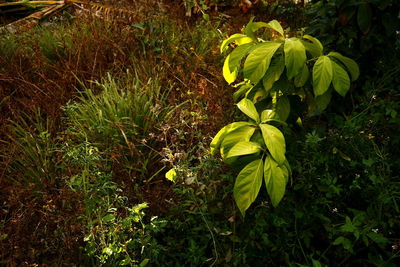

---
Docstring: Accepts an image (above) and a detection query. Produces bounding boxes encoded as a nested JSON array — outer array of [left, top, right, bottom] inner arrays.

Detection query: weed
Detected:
[[5, 110, 60, 191], [64, 71, 174, 180]]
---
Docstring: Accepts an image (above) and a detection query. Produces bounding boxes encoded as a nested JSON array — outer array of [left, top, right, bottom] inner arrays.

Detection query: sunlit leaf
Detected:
[[259, 124, 286, 164], [211, 122, 255, 155], [221, 126, 256, 160], [264, 155, 287, 207], [262, 55, 285, 92], [237, 98, 260, 122], [284, 38, 306, 79], [223, 54, 238, 84], [261, 109, 278, 122], [243, 42, 282, 83], [331, 60, 350, 97], [229, 43, 256, 72], [267, 20, 284, 37], [165, 168, 177, 182], [221, 34, 253, 53], [227, 141, 262, 158], [313, 56, 333, 96], [234, 159, 264, 216]]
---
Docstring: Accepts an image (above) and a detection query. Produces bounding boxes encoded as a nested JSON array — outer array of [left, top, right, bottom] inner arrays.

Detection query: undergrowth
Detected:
[[0, 1, 399, 266]]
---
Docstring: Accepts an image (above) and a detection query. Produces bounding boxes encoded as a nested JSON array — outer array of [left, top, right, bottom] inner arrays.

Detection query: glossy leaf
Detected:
[[331, 60, 350, 97], [221, 34, 253, 53], [223, 54, 238, 84], [237, 98, 260, 123], [243, 42, 282, 83], [211, 122, 254, 155], [229, 43, 256, 72], [234, 159, 264, 216], [261, 109, 278, 122], [284, 38, 306, 79], [267, 20, 284, 36], [313, 56, 333, 96], [259, 124, 286, 164], [328, 52, 359, 81], [227, 141, 262, 158], [264, 155, 287, 207], [262, 55, 285, 92], [221, 126, 256, 159]]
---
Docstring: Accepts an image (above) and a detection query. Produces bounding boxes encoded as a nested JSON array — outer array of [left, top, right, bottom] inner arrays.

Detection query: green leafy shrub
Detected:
[[212, 18, 359, 215]]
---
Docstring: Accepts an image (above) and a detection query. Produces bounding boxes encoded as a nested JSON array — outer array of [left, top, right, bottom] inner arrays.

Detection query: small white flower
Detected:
[[332, 208, 338, 213], [372, 95, 377, 100], [372, 228, 379, 233]]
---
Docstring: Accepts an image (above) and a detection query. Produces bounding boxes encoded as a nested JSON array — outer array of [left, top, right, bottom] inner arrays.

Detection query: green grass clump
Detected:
[[64, 70, 174, 180], [5, 110, 60, 191]]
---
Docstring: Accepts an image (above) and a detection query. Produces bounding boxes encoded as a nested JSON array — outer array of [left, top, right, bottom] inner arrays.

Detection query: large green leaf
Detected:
[[223, 54, 238, 84], [294, 64, 309, 87], [244, 18, 257, 40], [357, 3, 372, 34], [243, 42, 282, 83], [328, 52, 359, 81], [221, 126, 256, 159], [234, 159, 264, 216], [313, 56, 333, 96], [267, 20, 284, 37], [259, 124, 286, 164], [262, 55, 285, 92], [264, 155, 287, 207], [210, 122, 254, 155], [227, 141, 262, 158], [237, 98, 260, 123], [261, 109, 278, 122], [284, 38, 306, 79], [331, 60, 350, 97], [229, 43, 256, 72], [303, 35, 323, 55], [221, 34, 253, 53], [246, 20, 284, 37]]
